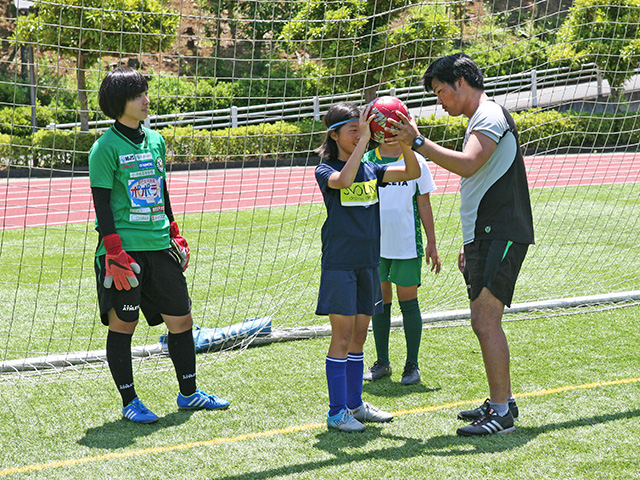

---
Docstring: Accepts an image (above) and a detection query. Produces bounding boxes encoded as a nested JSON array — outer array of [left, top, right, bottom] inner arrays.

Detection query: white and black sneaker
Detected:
[[458, 398, 519, 422], [456, 409, 515, 436], [350, 402, 393, 423]]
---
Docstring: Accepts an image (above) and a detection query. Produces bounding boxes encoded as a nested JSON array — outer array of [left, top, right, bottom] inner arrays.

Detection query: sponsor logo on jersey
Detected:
[[138, 161, 154, 169], [340, 179, 379, 207], [130, 169, 156, 178], [130, 213, 151, 222], [135, 152, 153, 161], [152, 214, 165, 222], [128, 176, 163, 207], [119, 153, 136, 164], [387, 180, 409, 186]]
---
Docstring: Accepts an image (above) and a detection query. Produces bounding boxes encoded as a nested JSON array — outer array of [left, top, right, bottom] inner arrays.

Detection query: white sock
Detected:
[[489, 401, 509, 416]]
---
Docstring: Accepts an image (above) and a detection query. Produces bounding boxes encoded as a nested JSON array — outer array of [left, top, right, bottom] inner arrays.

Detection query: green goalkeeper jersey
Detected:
[[89, 125, 170, 256]]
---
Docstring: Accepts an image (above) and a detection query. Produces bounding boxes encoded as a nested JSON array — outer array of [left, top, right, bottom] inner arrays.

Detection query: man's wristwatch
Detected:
[[412, 134, 425, 151]]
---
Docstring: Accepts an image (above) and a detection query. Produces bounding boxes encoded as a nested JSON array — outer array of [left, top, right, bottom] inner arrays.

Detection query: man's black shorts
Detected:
[[94, 249, 191, 326], [463, 240, 529, 307]]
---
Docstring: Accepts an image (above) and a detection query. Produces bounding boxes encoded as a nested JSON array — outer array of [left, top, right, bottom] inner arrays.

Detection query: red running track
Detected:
[[1, 152, 639, 230]]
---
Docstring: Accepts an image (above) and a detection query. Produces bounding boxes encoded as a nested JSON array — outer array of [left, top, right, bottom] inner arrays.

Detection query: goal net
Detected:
[[1, 0, 639, 378]]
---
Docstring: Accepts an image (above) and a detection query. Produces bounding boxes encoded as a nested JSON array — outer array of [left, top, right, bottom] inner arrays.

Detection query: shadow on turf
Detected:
[[363, 376, 441, 397], [77, 410, 195, 449], [210, 409, 640, 480]]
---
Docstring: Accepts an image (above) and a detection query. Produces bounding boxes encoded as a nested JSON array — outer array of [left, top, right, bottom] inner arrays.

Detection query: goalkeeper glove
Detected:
[[169, 221, 190, 270], [102, 234, 141, 290]]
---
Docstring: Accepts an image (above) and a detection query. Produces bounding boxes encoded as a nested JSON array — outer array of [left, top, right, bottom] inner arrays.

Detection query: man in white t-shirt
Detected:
[[361, 142, 440, 386], [388, 53, 534, 436]]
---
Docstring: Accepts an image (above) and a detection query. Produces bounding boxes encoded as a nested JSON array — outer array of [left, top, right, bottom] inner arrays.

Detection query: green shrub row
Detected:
[[0, 121, 326, 168], [1, 109, 638, 169], [515, 109, 640, 152], [159, 120, 324, 163], [416, 108, 640, 154], [0, 69, 325, 130]]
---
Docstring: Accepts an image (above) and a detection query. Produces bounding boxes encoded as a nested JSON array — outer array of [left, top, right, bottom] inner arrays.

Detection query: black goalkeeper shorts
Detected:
[[95, 249, 191, 326], [463, 239, 529, 308]]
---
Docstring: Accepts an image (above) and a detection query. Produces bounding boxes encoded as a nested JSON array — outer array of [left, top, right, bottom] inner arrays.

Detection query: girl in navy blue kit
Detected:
[[314, 102, 421, 432]]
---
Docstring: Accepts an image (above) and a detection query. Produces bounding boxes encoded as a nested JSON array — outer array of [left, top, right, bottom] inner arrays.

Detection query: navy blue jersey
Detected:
[[315, 159, 388, 270]]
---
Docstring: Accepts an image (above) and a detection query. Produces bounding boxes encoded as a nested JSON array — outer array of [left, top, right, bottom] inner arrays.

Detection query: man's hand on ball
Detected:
[[385, 111, 420, 145]]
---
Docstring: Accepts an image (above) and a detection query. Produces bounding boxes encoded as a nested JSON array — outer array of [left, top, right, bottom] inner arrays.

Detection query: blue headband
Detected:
[[328, 118, 358, 131]]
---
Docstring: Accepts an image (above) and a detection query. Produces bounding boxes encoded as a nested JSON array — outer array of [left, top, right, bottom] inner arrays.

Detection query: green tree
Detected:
[[217, 0, 295, 46], [548, 0, 640, 98], [200, 1, 302, 80], [12, 0, 179, 131], [280, 1, 458, 101], [448, 0, 469, 49]]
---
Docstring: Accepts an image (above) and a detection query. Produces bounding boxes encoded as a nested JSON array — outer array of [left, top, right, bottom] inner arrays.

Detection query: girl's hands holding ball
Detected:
[[359, 105, 374, 143]]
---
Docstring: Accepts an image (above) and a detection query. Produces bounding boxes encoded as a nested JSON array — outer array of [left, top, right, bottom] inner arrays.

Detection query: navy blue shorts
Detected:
[[95, 249, 191, 326], [315, 267, 383, 317], [463, 240, 529, 307]]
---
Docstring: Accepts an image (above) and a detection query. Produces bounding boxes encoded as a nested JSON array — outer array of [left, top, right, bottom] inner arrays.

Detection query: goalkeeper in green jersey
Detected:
[[89, 67, 229, 423]]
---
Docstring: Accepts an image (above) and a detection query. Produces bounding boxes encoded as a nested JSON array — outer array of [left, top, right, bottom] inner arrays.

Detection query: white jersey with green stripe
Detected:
[[89, 126, 170, 256], [363, 148, 436, 259]]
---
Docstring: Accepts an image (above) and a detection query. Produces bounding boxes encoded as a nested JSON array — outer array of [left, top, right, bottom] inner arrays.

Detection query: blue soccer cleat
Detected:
[[327, 408, 366, 432], [122, 398, 159, 424], [177, 389, 230, 410]]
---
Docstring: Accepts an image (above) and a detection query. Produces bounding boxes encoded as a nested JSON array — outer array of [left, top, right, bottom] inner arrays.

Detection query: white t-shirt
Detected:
[[364, 148, 436, 259]]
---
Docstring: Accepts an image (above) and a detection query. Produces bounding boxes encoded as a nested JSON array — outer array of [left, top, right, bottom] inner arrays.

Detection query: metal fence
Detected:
[[48, 64, 604, 132]]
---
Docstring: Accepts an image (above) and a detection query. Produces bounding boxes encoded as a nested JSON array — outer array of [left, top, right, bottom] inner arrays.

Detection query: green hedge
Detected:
[[417, 108, 640, 155], [516, 109, 640, 153], [31, 129, 99, 168], [0, 105, 57, 137], [159, 120, 324, 163], [1, 110, 638, 168], [0, 121, 325, 168], [0, 133, 37, 165]]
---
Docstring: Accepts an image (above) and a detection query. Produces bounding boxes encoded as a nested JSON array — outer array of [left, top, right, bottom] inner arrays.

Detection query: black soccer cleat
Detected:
[[363, 360, 392, 381], [458, 398, 519, 422], [456, 409, 515, 436]]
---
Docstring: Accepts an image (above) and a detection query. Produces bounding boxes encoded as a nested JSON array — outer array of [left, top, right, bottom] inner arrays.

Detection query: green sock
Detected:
[[400, 298, 422, 366], [371, 303, 392, 364]]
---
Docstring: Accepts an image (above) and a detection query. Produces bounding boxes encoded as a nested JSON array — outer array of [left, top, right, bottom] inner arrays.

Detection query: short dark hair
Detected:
[[422, 53, 484, 92], [98, 67, 148, 120], [316, 102, 360, 162]]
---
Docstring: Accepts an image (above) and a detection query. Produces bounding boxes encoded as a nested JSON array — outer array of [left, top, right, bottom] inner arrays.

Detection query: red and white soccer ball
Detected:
[[368, 96, 409, 143]]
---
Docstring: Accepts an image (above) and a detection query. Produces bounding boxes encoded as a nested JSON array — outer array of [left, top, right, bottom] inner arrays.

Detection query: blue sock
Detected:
[[346, 352, 364, 410], [326, 356, 347, 417]]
